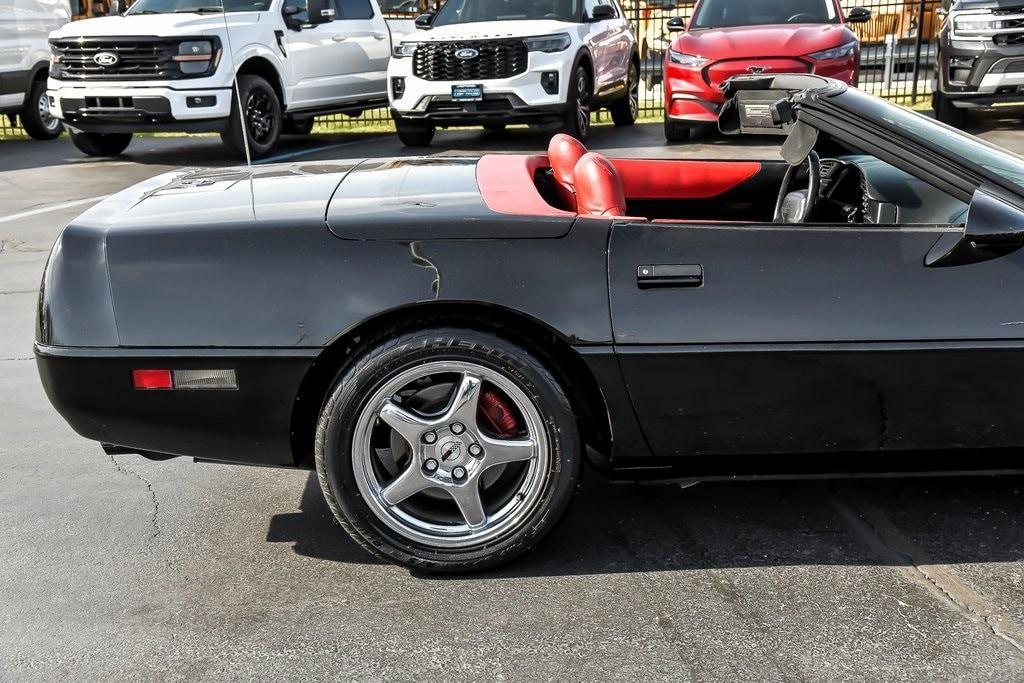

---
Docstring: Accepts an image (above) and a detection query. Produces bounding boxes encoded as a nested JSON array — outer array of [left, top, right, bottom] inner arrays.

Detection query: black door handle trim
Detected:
[[637, 264, 703, 288]]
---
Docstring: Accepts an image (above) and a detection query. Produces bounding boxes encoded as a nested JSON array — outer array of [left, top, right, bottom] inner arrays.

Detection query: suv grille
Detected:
[[412, 40, 528, 82], [50, 37, 203, 80]]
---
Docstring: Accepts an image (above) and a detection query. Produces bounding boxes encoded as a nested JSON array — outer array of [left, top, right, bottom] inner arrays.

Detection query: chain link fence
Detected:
[[1, 0, 943, 139]]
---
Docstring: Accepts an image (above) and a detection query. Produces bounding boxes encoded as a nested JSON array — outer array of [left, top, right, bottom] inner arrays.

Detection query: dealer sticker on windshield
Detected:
[[452, 84, 483, 102]]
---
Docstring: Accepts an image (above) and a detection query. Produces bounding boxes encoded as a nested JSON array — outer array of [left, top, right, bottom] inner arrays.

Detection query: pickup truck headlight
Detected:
[[807, 41, 857, 61], [174, 40, 219, 75], [393, 42, 418, 58], [524, 33, 572, 53], [668, 50, 709, 68]]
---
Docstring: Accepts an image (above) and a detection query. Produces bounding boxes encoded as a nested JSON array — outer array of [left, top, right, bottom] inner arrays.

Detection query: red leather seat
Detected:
[[547, 134, 588, 211], [573, 152, 627, 217]]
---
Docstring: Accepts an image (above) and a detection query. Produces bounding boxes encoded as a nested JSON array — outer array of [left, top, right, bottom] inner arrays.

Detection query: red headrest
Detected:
[[573, 152, 627, 217], [547, 134, 587, 211]]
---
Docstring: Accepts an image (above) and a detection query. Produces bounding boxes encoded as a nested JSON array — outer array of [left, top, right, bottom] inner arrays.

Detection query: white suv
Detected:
[[47, 0, 397, 158], [387, 0, 638, 145]]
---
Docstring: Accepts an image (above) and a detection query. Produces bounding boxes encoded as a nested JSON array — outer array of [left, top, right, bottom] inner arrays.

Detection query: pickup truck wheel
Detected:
[[69, 131, 132, 157], [315, 328, 581, 573], [283, 116, 314, 135], [21, 79, 62, 140], [221, 74, 282, 159], [664, 116, 691, 142], [609, 62, 639, 127], [932, 90, 967, 128], [561, 65, 591, 141], [394, 116, 435, 146]]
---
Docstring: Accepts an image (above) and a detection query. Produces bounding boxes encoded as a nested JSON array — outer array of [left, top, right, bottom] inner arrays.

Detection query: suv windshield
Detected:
[[433, 0, 581, 26], [835, 87, 1024, 196], [691, 0, 838, 29], [127, 0, 270, 14]]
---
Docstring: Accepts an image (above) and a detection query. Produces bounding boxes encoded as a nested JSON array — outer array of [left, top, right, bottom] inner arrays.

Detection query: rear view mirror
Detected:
[[306, 0, 335, 25], [666, 17, 685, 32], [282, 4, 302, 15], [846, 6, 872, 23], [591, 4, 616, 20], [415, 12, 435, 29]]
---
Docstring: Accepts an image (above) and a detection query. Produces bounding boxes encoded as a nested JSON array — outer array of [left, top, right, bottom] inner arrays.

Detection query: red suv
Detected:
[[663, 0, 871, 141]]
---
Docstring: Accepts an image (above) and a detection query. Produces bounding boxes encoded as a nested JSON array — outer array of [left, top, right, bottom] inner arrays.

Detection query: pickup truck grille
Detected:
[[412, 40, 528, 82], [50, 38, 199, 81]]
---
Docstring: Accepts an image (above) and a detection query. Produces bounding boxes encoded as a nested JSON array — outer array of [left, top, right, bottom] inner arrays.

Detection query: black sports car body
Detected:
[[36, 75, 1024, 570]]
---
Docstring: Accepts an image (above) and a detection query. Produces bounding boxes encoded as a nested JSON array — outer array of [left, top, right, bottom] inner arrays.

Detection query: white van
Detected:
[[0, 0, 70, 139]]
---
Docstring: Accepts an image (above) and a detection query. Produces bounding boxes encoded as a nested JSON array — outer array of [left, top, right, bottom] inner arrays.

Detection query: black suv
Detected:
[[934, 0, 1024, 126]]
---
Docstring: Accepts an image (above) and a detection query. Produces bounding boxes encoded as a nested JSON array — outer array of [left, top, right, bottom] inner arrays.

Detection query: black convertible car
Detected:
[[36, 75, 1024, 572]]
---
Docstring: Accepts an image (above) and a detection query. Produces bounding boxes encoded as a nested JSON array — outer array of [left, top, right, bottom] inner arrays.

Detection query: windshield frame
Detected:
[[432, 0, 583, 27], [690, 0, 840, 30], [821, 87, 1024, 203]]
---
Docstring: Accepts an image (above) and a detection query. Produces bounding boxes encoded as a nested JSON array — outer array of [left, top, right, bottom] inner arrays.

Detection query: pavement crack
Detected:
[[833, 483, 1024, 659], [0, 289, 36, 295], [1, 357, 33, 361], [108, 454, 161, 540]]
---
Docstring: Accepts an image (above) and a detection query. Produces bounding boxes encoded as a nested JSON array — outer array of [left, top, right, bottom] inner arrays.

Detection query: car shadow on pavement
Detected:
[[268, 468, 1024, 578]]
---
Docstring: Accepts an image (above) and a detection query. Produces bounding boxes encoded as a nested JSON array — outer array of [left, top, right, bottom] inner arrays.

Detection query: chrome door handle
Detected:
[[332, 35, 348, 42]]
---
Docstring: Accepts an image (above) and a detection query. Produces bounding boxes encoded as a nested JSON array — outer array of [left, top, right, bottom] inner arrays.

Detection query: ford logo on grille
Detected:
[[93, 52, 119, 67], [454, 48, 479, 60]]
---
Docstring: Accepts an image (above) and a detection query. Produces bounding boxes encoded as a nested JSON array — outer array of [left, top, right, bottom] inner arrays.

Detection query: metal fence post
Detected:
[[910, 0, 928, 102]]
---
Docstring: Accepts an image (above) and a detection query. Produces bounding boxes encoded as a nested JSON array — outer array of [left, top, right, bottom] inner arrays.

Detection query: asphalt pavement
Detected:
[[3, 119, 1024, 680]]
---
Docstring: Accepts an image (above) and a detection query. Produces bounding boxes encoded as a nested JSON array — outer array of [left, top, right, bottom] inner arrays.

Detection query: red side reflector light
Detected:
[[132, 369, 173, 390]]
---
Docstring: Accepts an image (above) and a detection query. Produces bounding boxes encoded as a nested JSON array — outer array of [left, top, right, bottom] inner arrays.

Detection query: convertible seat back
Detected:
[[547, 134, 588, 211], [574, 152, 627, 217]]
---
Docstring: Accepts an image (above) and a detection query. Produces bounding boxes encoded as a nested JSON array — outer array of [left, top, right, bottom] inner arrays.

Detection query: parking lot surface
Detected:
[[3, 120, 1024, 680]]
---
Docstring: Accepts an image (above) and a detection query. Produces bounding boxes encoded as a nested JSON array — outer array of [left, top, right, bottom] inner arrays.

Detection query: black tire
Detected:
[[609, 61, 639, 128], [315, 328, 582, 573], [220, 74, 282, 159], [21, 78, 62, 140], [561, 64, 592, 141], [664, 115, 691, 143], [283, 116, 315, 135], [393, 115, 435, 146], [482, 122, 507, 132], [932, 90, 967, 128], [69, 131, 132, 157]]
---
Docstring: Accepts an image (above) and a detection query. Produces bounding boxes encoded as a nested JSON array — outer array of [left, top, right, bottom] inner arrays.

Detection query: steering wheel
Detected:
[[787, 12, 817, 22], [773, 151, 820, 223]]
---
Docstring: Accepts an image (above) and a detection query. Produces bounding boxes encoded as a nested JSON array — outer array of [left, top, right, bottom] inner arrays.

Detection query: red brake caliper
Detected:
[[478, 388, 519, 438]]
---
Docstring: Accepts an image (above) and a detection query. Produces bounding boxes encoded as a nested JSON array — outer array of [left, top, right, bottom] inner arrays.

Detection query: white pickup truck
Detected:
[[47, 0, 402, 157]]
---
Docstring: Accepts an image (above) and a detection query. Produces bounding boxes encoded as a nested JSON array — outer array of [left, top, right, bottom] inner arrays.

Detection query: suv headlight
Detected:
[[951, 10, 1001, 36], [668, 50, 709, 68], [808, 40, 857, 61], [393, 42, 418, 58], [174, 40, 219, 75], [525, 33, 572, 53]]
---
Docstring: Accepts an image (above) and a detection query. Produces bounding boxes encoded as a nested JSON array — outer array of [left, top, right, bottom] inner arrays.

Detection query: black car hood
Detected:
[[326, 157, 576, 240]]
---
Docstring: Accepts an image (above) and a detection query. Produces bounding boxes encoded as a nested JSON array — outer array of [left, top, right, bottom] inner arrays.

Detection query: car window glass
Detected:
[[691, 0, 839, 28], [127, 0, 270, 13], [584, 0, 613, 19], [434, 0, 581, 25], [335, 0, 373, 19]]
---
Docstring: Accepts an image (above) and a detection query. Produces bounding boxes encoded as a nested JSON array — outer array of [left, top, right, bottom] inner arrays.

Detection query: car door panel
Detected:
[[609, 220, 1024, 458]]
